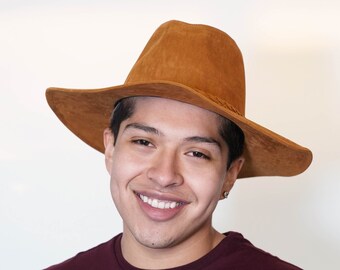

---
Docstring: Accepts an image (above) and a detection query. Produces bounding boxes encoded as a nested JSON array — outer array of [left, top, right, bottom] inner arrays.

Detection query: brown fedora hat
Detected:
[[46, 20, 312, 178]]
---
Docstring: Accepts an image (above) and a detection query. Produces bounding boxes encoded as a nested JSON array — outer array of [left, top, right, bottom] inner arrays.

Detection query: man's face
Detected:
[[104, 97, 241, 250]]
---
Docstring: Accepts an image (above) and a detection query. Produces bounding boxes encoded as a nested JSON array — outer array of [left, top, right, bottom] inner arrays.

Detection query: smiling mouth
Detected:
[[136, 193, 185, 209]]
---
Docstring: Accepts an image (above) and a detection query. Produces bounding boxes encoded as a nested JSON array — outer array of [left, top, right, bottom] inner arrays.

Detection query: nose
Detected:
[[146, 149, 183, 187]]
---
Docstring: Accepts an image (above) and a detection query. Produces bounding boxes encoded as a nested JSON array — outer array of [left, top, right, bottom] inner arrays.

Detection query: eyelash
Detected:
[[131, 139, 153, 147], [189, 151, 210, 160]]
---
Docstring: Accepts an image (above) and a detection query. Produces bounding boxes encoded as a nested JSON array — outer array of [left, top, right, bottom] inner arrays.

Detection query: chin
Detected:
[[134, 229, 178, 249]]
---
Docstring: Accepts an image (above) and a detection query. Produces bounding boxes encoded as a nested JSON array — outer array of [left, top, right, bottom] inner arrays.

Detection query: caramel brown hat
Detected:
[[46, 20, 312, 178]]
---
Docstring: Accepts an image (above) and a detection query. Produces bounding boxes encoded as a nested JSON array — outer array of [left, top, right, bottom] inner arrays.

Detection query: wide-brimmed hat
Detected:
[[46, 20, 312, 178]]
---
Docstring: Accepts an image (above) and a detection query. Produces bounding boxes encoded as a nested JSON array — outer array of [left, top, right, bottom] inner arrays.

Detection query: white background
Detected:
[[1, 0, 340, 269]]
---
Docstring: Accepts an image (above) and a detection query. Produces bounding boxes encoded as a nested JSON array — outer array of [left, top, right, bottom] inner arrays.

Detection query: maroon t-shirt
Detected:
[[45, 232, 302, 270]]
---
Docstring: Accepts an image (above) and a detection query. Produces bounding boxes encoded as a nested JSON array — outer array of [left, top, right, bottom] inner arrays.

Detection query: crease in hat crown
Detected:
[[46, 20, 312, 178]]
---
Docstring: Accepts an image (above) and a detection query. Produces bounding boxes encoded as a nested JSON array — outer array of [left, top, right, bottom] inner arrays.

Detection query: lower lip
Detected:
[[136, 195, 185, 222]]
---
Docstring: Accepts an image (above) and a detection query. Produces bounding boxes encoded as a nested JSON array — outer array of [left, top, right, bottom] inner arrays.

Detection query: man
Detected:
[[45, 20, 312, 269]]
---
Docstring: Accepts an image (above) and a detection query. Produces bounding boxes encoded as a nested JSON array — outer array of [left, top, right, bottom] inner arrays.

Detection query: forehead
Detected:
[[129, 96, 222, 133], [133, 96, 220, 119]]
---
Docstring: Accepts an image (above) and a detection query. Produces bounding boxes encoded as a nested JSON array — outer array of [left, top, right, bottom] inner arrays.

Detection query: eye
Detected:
[[132, 139, 153, 147], [188, 151, 210, 160]]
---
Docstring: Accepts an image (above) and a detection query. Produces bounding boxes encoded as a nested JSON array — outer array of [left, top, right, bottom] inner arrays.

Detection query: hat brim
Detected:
[[46, 81, 312, 178]]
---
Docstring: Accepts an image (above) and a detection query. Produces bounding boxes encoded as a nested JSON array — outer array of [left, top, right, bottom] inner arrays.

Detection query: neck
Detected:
[[120, 225, 225, 269]]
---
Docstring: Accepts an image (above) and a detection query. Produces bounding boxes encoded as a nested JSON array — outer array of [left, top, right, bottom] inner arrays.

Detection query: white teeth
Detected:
[[170, 202, 177, 209], [138, 194, 181, 209], [151, 199, 158, 207], [158, 201, 165, 209]]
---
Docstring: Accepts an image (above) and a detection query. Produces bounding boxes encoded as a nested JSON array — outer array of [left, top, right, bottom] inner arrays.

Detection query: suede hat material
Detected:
[[46, 20, 312, 178]]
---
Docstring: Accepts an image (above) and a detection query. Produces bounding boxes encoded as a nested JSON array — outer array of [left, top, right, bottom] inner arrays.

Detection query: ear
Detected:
[[220, 157, 245, 199], [103, 128, 115, 175]]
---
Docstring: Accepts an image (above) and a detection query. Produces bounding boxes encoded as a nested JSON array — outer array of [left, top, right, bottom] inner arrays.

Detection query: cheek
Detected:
[[186, 168, 226, 204], [109, 148, 146, 190], [109, 150, 142, 213]]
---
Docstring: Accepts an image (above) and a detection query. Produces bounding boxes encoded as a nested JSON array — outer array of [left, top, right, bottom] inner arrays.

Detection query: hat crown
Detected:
[[125, 20, 246, 116]]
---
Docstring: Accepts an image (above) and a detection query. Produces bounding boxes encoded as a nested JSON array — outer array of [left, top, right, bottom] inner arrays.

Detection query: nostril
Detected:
[[147, 167, 183, 187]]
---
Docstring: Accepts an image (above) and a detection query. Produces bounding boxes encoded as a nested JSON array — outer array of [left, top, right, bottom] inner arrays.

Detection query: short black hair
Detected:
[[109, 97, 244, 170], [110, 97, 135, 142]]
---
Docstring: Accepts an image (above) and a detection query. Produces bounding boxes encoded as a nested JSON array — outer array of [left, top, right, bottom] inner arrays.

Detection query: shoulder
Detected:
[[220, 232, 302, 270], [44, 234, 122, 270]]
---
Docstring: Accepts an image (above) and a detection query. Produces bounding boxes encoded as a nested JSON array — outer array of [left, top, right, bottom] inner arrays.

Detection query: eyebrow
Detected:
[[124, 123, 163, 136], [184, 136, 222, 150], [124, 123, 221, 150]]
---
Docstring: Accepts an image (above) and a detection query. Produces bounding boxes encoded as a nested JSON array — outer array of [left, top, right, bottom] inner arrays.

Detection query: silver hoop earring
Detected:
[[223, 191, 229, 199]]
